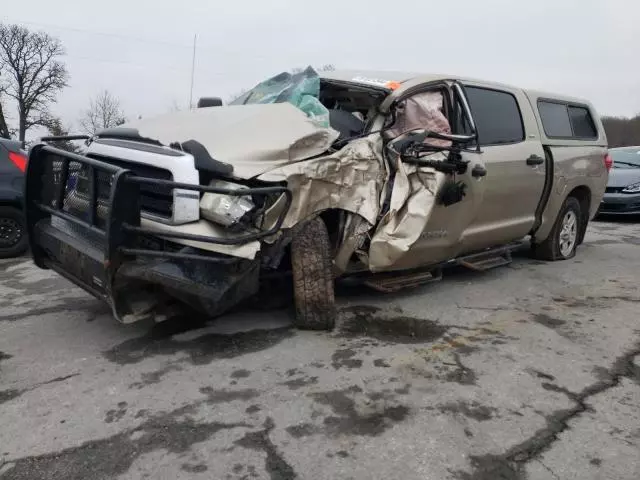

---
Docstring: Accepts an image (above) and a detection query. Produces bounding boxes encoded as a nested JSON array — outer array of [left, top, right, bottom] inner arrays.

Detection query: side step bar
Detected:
[[457, 243, 521, 271], [352, 242, 523, 293], [364, 268, 443, 293]]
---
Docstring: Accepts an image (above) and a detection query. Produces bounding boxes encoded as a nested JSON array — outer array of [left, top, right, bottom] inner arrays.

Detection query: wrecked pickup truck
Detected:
[[24, 68, 610, 330]]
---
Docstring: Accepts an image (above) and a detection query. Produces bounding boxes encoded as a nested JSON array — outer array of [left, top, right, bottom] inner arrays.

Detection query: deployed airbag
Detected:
[[387, 91, 452, 148]]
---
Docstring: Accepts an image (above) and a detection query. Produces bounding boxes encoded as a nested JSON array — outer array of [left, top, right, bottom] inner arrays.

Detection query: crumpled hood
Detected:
[[607, 168, 640, 188], [124, 103, 339, 179]]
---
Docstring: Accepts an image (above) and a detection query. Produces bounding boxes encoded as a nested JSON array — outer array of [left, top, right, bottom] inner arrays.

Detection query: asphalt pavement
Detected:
[[0, 219, 639, 480]]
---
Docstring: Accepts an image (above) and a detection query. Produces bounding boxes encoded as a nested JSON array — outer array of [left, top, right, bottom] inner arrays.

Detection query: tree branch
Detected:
[[0, 23, 68, 141], [78, 90, 126, 135]]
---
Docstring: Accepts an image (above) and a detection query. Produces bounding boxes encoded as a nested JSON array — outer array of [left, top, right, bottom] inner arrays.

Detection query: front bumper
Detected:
[[32, 217, 260, 322], [24, 144, 291, 322], [598, 192, 640, 215]]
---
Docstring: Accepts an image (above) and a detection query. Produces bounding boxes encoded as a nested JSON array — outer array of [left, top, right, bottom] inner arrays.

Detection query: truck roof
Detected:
[[320, 69, 594, 107]]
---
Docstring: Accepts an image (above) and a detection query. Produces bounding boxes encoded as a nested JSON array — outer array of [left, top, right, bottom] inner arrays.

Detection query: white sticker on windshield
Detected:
[[352, 76, 391, 87]]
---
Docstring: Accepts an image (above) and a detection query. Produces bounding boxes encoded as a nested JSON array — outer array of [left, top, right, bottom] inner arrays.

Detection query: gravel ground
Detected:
[[0, 219, 638, 480]]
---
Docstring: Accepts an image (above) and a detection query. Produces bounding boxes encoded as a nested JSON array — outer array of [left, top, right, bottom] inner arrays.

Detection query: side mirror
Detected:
[[197, 97, 223, 108]]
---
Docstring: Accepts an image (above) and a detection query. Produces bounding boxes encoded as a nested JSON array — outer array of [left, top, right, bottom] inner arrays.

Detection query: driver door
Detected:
[[368, 84, 487, 272]]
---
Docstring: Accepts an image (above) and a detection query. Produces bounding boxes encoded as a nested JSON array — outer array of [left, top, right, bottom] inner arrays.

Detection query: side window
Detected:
[[464, 86, 524, 145], [568, 105, 597, 138], [538, 101, 598, 139], [538, 101, 572, 137]]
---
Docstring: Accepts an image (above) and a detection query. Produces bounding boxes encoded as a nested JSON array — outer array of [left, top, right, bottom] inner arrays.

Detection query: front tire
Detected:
[[291, 216, 336, 331], [533, 196, 582, 261], [0, 206, 28, 259]]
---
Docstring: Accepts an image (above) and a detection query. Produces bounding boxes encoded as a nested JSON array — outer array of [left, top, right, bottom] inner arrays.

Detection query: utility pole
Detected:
[[189, 34, 197, 110]]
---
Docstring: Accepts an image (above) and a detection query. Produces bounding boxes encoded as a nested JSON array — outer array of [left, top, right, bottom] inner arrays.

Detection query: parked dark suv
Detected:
[[0, 138, 28, 258]]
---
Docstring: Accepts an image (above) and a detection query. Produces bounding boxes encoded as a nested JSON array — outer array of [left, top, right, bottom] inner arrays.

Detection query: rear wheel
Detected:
[[0, 206, 28, 259], [291, 216, 336, 330], [533, 196, 581, 261]]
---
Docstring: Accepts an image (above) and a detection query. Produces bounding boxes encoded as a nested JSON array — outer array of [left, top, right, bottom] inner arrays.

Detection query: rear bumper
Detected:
[[598, 193, 640, 215], [24, 144, 289, 322]]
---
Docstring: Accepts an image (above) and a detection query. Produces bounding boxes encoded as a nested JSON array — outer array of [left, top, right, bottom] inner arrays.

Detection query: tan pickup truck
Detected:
[[25, 68, 610, 330]]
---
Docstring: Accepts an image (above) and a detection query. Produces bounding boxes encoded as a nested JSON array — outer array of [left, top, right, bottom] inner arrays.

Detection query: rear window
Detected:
[[538, 100, 597, 139], [568, 105, 597, 138], [465, 87, 524, 145]]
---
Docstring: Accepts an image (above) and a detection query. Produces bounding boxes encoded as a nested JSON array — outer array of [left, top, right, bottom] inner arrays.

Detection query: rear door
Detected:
[[459, 83, 546, 250]]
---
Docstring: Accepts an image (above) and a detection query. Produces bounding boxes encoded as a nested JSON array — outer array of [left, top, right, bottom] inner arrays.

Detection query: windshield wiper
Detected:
[[613, 161, 640, 168]]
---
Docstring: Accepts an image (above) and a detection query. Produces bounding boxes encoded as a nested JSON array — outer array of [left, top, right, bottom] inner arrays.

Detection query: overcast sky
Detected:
[[3, 0, 639, 132]]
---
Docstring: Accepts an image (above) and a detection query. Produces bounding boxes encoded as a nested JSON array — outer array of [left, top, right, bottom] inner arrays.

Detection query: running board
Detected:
[[364, 268, 443, 293], [457, 244, 518, 271]]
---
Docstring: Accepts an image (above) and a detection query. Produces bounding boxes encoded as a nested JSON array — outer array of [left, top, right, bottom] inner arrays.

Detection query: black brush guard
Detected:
[[25, 144, 292, 321]]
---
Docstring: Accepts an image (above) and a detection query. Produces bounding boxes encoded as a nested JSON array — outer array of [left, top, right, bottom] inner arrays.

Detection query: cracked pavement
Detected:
[[0, 218, 639, 480]]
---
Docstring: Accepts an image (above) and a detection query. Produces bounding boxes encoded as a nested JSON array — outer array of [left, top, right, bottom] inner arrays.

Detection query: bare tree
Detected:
[[0, 93, 10, 139], [0, 23, 68, 142], [602, 115, 640, 148], [79, 90, 126, 135], [39, 114, 79, 152], [0, 72, 10, 138]]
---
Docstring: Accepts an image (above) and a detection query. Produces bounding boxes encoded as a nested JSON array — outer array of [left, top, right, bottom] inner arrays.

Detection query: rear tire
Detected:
[[0, 206, 28, 259], [291, 216, 336, 331], [532, 196, 581, 261]]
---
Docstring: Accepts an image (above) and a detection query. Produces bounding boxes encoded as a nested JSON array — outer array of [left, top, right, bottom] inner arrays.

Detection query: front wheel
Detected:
[[532, 196, 582, 261], [291, 216, 336, 331], [0, 206, 28, 259]]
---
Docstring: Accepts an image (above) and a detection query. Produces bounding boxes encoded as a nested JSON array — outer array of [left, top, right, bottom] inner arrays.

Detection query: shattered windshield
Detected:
[[229, 66, 330, 128]]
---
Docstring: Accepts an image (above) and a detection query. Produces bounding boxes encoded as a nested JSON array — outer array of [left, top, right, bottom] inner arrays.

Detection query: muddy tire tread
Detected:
[[291, 217, 336, 330]]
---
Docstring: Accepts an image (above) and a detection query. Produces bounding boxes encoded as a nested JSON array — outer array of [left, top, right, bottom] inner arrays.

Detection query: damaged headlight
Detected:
[[199, 180, 255, 227]]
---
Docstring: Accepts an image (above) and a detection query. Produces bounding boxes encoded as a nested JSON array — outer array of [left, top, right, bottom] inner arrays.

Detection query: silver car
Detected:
[[600, 146, 640, 215]]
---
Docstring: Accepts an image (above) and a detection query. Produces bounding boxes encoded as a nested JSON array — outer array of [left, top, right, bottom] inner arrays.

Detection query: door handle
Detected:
[[526, 154, 544, 166]]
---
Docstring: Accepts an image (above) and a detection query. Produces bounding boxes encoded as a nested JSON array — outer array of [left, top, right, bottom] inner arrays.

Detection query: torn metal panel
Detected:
[[368, 157, 447, 271], [333, 213, 371, 273], [368, 91, 452, 271], [259, 135, 386, 229], [259, 92, 460, 273]]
